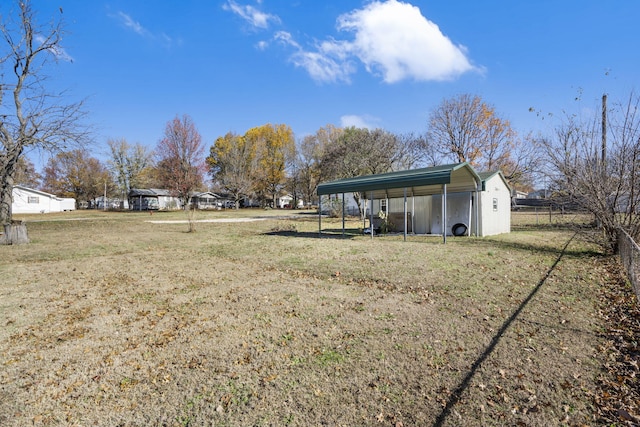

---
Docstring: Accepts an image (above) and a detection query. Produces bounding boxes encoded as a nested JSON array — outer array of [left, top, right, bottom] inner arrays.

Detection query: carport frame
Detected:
[[317, 162, 483, 242]]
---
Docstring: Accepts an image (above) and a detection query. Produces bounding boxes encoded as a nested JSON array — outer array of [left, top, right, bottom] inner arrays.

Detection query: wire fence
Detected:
[[618, 227, 640, 303]]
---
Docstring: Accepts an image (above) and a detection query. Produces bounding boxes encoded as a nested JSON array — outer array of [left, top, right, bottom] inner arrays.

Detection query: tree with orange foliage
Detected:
[[244, 124, 296, 207], [155, 115, 206, 210], [41, 149, 114, 207]]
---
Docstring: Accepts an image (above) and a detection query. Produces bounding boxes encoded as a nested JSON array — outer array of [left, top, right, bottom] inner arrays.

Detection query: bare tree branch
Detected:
[[1, 0, 90, 229]]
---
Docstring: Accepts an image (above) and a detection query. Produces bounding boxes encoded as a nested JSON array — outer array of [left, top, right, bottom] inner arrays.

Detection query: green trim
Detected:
[[477, 170, 511, 192], [317, 162, 481, 196]]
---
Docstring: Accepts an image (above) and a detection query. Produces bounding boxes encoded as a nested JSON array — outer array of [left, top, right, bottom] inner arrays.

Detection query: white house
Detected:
[[278, 194, 304, 209], [190, 192, 222, 210], [12, 185, 76, 214], [317, 163, 511, 238]]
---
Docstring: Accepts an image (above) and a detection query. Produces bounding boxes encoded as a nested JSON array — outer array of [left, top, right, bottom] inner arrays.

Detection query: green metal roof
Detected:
[[477, 170, 511, 192], [317, 162, 482, 199]]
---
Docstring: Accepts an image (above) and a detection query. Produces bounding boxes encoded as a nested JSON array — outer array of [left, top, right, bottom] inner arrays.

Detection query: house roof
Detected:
[[129, 188, 174, 197], [191, 192, 220, 198], [317, 162, 482, 199], [14, 185, 65, 200]]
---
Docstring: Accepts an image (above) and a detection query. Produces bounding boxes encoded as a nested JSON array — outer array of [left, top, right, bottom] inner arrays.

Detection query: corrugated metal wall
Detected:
[[372, 196, 433, 234], [431, 192, 472, 235]]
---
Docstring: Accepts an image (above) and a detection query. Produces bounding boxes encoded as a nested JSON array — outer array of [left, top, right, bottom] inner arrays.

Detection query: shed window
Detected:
[[380, 199, 387, 214], [493, 198, 498, 211], [28, 196, 39, 204]]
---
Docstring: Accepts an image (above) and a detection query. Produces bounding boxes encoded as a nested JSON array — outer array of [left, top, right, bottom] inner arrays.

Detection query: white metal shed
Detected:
[[316, 163, 511, 241]]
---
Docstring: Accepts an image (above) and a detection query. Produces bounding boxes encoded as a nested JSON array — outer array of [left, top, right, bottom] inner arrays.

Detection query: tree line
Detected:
[[2, 0, 639, 253], [13, 92, 537, 213]]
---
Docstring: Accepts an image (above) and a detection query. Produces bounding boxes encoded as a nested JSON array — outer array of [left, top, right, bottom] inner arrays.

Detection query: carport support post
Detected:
[[318, 197, 322, 236], [370, 192, 374, 239], [475, 186, 480, 237], [341, 193, 345, 236], [443, 184, 447, 244], [403, 187, 407, 242], [412, 194, 415, 235]]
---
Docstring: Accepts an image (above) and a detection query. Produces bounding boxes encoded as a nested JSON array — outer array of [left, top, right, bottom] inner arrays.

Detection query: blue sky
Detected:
[[23, 0, 640, 170]]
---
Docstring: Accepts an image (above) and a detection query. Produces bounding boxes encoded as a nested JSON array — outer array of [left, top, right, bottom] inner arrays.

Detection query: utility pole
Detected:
[[602, 93, 607, 168]]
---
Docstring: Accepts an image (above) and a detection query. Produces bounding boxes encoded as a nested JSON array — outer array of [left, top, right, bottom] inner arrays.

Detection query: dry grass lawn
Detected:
[[0, 209, 623, 426]]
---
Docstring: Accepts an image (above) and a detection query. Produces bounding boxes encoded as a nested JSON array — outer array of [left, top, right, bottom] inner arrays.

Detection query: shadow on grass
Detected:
[[263, 228, 363, 239], [460, 234, 602, 259], [432, 232, 577, 427]]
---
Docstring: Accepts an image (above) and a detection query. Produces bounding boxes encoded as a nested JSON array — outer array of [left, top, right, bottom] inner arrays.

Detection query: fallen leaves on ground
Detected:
[[594, 258, 640, 425]]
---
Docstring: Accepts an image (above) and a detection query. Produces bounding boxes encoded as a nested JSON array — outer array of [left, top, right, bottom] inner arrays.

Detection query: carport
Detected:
[[316, 162, 483, 243]]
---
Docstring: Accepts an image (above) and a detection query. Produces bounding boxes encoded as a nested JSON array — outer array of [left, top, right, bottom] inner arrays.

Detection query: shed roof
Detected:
[[477, 170, 511, 192], [317, 162, 482, 199]]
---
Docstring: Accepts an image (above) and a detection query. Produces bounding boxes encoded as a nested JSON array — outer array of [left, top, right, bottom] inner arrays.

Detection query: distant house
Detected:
[[189, 192, 222, 210], [527, 189, 549, 199], [94, 196, 129, 210], [12, 185, 76, 214], [277, 194, 304, 209], [128, 189, 182, 211]]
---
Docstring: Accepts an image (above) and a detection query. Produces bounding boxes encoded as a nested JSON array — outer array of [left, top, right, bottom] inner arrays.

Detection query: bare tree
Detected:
[[425, 94, 529, 178], [426, 94, 488, 164], [13, 156, 41, 188], [107, 138, 153, 200], [291, 134, 324, 207], [319, 127, 404, 217], [0, 0, 88, 242], [541, 92, 640, 253], [155, 114, 205, 230], [425, 93, 540, 191], [394, 132, 428, 170]]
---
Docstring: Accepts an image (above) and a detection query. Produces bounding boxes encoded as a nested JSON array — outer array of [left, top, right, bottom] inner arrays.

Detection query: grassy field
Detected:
[[0, 208, 625, 426]]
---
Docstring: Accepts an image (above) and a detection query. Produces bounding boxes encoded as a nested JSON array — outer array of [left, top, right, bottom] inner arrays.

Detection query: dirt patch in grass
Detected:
[[0, 210, 626, 426]]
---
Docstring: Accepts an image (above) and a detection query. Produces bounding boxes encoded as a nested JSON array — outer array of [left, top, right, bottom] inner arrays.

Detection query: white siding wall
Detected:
[[60, 198, 76, 211], [158, 195, 182, 210], [12, 187, 52, 213], [479, 175, 511, 236], [12, 187, 76, 214]]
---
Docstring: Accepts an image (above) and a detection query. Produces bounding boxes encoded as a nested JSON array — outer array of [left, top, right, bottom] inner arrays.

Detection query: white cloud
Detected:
[[335, 0, 477, 82], [274, 31, 300, 49], [340, 114, 379, 129], [223, 0, 280, 30], [116, 11, 150, 37], [229, 0, 479, 84], [112, 11, 178, 48], [275, 31, 353, 83], [35, 34, 73, 62]]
